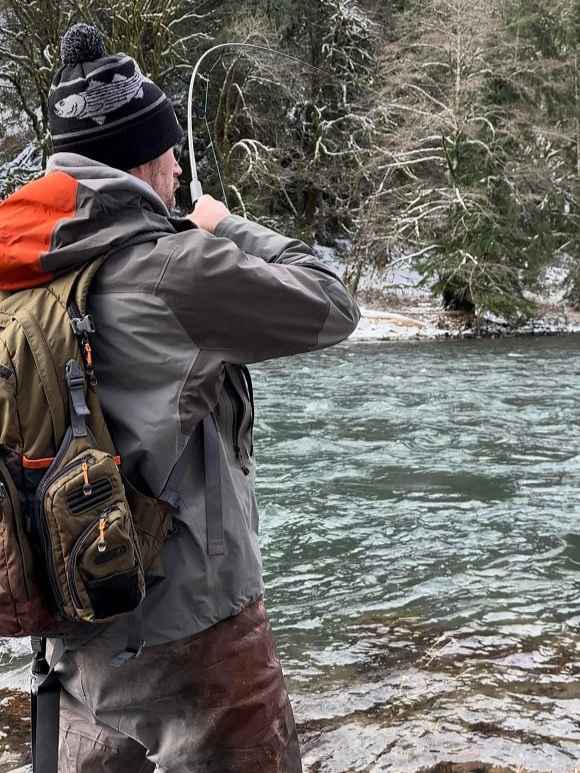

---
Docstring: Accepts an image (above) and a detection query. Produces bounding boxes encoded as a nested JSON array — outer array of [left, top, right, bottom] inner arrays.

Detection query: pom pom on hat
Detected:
[[60, 23, 106, 65]]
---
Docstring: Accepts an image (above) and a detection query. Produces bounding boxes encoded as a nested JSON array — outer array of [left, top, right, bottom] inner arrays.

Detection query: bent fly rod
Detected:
[[187, 43, 332, 205]]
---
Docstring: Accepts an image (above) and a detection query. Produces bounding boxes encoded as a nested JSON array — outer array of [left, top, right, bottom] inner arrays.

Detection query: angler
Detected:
[[0, 22, 359, 773]]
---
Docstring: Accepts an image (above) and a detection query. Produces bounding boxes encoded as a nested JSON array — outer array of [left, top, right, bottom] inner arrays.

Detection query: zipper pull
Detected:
[[83, 341, 93, 369], [97, 516, 108, 552], [83, 341, 98, 386], [82, 462, 92, 497]]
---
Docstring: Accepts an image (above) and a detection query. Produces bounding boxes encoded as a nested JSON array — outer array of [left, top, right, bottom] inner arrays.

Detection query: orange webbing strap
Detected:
[[22, 454, 122, 470], [22, 456, 54, 471]]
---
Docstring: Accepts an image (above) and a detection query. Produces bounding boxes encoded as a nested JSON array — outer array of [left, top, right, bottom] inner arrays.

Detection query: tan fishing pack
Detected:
[[0, 261, 171, 636]]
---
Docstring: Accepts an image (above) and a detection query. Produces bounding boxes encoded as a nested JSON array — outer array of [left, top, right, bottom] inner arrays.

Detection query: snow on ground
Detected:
[[312, 246, 580, 341], [351, 306, 446, 341], [312, 242, 345, 276], [0, 640, 31, 660], [358, 263, 431, 302], [0, 665, 30, 695], [350, 303, 580, 342], [540, 264, 570, 304]]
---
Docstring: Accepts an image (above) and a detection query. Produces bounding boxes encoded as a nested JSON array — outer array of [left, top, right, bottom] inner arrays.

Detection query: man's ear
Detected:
[[128, 163, 149, 182]]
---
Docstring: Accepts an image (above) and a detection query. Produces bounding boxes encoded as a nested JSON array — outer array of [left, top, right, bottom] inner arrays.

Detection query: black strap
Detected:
[[203, 414, 225, 556], [31, 637, 61, 773], [65, 359, 90, 438], [69, 313, 95, 336], [111, 607, 145, 667], [67, 303, 98, 386]]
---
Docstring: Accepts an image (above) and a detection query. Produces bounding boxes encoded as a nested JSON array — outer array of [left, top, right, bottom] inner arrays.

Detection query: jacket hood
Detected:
[[0, 153, 175, 291]]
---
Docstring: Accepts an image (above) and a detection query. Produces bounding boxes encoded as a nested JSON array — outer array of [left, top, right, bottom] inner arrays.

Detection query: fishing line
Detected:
[[187, 42, 332, 205], [202, 60, 229, 206]]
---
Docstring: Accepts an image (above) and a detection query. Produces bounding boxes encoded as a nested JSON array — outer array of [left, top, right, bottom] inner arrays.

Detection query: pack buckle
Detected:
[[70, 315, 95, 336], [65, 360, 90, 437]]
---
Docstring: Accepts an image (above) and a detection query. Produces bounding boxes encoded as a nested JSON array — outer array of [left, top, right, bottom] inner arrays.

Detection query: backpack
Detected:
[[0, 259, 172, 636]]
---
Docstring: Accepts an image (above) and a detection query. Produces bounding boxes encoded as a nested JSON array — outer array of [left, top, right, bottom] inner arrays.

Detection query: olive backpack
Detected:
[[0, 260, 174, 769]]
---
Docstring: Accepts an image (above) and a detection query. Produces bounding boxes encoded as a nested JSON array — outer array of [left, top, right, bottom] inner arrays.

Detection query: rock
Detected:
[[0, 689, 31, 772], [419, 764, 517, 773]]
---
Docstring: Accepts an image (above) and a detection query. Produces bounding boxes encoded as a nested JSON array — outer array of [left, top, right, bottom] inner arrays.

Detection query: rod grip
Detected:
[[190, 178, 204, 205]]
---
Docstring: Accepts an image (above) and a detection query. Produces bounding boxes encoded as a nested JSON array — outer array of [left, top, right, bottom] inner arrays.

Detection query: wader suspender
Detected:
[[31, 636, 62, 773]]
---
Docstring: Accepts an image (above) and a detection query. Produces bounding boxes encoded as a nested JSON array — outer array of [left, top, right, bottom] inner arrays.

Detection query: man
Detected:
[[22, 23, 358, 772]]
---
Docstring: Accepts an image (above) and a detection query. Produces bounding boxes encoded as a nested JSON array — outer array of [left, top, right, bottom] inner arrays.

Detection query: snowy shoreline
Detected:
[[314, 245, 580, 343], [350, 304, 580, 342]]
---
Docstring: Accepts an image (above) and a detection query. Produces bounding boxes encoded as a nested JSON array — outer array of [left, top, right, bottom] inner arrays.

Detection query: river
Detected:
[[254, 335, 580, 772], [1, 335, 580, 772]]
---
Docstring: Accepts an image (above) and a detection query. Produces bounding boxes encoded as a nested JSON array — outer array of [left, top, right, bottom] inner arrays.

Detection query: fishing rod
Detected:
[[187, 42, 332, 205]]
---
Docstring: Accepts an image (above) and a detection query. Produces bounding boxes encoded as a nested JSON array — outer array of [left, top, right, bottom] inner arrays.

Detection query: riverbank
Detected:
[[317, 246, 580, 342], [351, 301, 580, 342], [0, 680, 570, 773]]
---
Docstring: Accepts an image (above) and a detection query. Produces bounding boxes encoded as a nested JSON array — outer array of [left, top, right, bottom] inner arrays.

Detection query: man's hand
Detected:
[[188, 195, 230, 234]]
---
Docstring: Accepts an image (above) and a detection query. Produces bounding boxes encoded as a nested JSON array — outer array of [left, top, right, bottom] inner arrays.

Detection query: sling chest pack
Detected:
[[0, 259, 172, 637]]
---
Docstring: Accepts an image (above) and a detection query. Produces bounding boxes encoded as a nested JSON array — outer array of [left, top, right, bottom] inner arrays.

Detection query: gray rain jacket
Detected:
[[40, 153, 360, 648]]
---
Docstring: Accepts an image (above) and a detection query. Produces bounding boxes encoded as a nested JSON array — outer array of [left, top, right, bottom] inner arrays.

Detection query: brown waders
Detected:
[[56, 600, 302, 772]]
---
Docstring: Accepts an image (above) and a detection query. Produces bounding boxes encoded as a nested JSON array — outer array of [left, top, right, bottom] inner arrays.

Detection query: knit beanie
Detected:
[[48, 23, 183, 170]]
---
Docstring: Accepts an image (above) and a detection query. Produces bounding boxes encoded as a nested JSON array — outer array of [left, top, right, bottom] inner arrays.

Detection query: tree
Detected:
[[493, 0, 580, 308], [346, 0, 580, 321], [0, 0, 213, 161], [3, 0, 580, 324], [187, 0, 380, 241]]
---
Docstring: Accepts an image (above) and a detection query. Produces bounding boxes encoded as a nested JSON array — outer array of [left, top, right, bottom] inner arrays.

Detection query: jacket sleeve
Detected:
[[154, 215, 360, 364]]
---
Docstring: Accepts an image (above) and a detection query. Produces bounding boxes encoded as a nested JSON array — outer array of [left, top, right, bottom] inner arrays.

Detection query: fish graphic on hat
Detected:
[[54, 68, 145, 126]]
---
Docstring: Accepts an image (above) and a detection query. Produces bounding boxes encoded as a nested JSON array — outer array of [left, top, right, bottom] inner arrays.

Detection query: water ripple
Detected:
[[253, 335, 580, 771]]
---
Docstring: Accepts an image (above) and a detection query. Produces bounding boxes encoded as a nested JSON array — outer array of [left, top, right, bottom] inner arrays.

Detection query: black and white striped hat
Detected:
[[48, 24, 183, 170]]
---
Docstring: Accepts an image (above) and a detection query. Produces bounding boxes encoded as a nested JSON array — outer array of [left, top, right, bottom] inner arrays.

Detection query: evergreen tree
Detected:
[[1, 0, 580, 320]]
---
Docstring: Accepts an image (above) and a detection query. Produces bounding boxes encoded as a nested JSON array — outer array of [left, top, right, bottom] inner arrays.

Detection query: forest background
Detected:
[[0, 0, 580, 323]]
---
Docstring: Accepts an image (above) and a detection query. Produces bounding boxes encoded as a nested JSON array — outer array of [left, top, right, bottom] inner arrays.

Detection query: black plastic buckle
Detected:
[[65, 360, 90, 438], [65, 360, 85, 389], [70, 315, 95, 336], [31, 653, 50, 678]]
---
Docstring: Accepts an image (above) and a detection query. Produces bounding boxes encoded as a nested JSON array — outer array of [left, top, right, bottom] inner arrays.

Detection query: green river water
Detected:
[[254, 335, 580, 772], [1, 335, 579, 773]]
